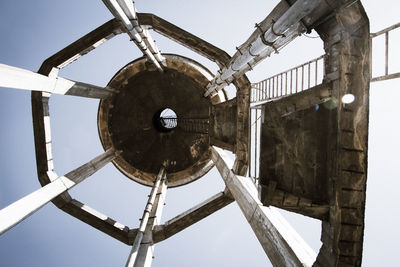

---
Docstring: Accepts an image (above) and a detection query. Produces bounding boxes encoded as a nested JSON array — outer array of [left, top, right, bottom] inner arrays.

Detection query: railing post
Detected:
[[385, 31, 389, 76]]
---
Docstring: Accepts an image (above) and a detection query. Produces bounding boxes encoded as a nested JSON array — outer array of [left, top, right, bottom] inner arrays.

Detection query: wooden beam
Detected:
[[0, 63, 115, 98], [62, 199, 133, 245], [211, 146, 316, 267], [39, 19, 122, 74]]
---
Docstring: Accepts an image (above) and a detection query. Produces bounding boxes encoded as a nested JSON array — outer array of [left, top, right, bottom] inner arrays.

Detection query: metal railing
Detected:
[[179, 118, 209, 134], [161, 118, 209, 134], [251, 22, 400, 105], [248, 22, 400, 183], [248, 106, 262, 185], [251, 55, 325, 103], [160, 117, 178, 129], [370, 22, 400, 82]]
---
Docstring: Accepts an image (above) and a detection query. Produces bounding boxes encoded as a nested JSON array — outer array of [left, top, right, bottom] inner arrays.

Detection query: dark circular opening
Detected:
[[153, 108, 178, 132]]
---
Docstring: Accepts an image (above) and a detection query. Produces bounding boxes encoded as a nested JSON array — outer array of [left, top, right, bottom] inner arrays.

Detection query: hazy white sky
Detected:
[[0, 1, 399, 266]]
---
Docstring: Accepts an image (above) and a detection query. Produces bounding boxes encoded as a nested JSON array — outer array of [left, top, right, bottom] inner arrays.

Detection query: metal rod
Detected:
[[370, 22, 400, 38], [315, 59, 318, 86], [271, 76, 274, 98], [268, 79, 271, 99], [371, 72, 400, 82], [369, 37, 373, 80], [262, 81, 265, 101], [385, 31, 389, 76], [255, 109, 258, 179], [248, 108, 252, 178], [285, 72, 288, 96], [308, 63, 311, 88], [290, 69, 293, 94], [260, 82, 263, 101], [263, 81, 266, 100]]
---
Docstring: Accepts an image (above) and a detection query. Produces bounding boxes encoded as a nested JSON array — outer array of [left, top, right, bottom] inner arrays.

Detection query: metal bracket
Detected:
[[254, 23, 263, 33], [255, 23, 279, 54], [249, 43, 259, 57], [271, 19, 286, 38], [235, 46, 243, 55], [260, 34, 279, 54], [231, 64, 240, 72]]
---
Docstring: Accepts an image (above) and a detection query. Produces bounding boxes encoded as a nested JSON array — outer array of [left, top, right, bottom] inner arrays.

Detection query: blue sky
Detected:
[[0, 1, 399, 266]]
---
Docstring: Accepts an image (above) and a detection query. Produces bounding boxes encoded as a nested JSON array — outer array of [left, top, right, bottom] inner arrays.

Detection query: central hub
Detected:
[[98, 55, 218, 187], [154, 108, 178, 132]]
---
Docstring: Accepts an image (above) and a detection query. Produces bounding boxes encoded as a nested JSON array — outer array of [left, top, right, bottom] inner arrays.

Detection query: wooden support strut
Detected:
[[211, 146, 316, 267], [0, 149, 117, 235], [0, 63, 116, 99]]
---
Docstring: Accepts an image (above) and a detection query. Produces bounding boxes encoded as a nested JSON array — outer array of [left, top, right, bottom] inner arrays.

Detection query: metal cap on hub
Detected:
[[98, 54, 219, 187]]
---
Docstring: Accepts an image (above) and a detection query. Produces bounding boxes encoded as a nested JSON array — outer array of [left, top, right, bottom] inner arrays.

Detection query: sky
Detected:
[[0, 0, 399, 266]]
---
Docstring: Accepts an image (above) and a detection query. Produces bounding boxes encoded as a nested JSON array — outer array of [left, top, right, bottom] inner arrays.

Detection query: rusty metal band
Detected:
[[271, 20, 286, 38], [255, 23, 279, 53], [260, 33, 279, 54], [231, 64, 240, 72], [216, 79, 224, 86], [248, 43, 260, 57]]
